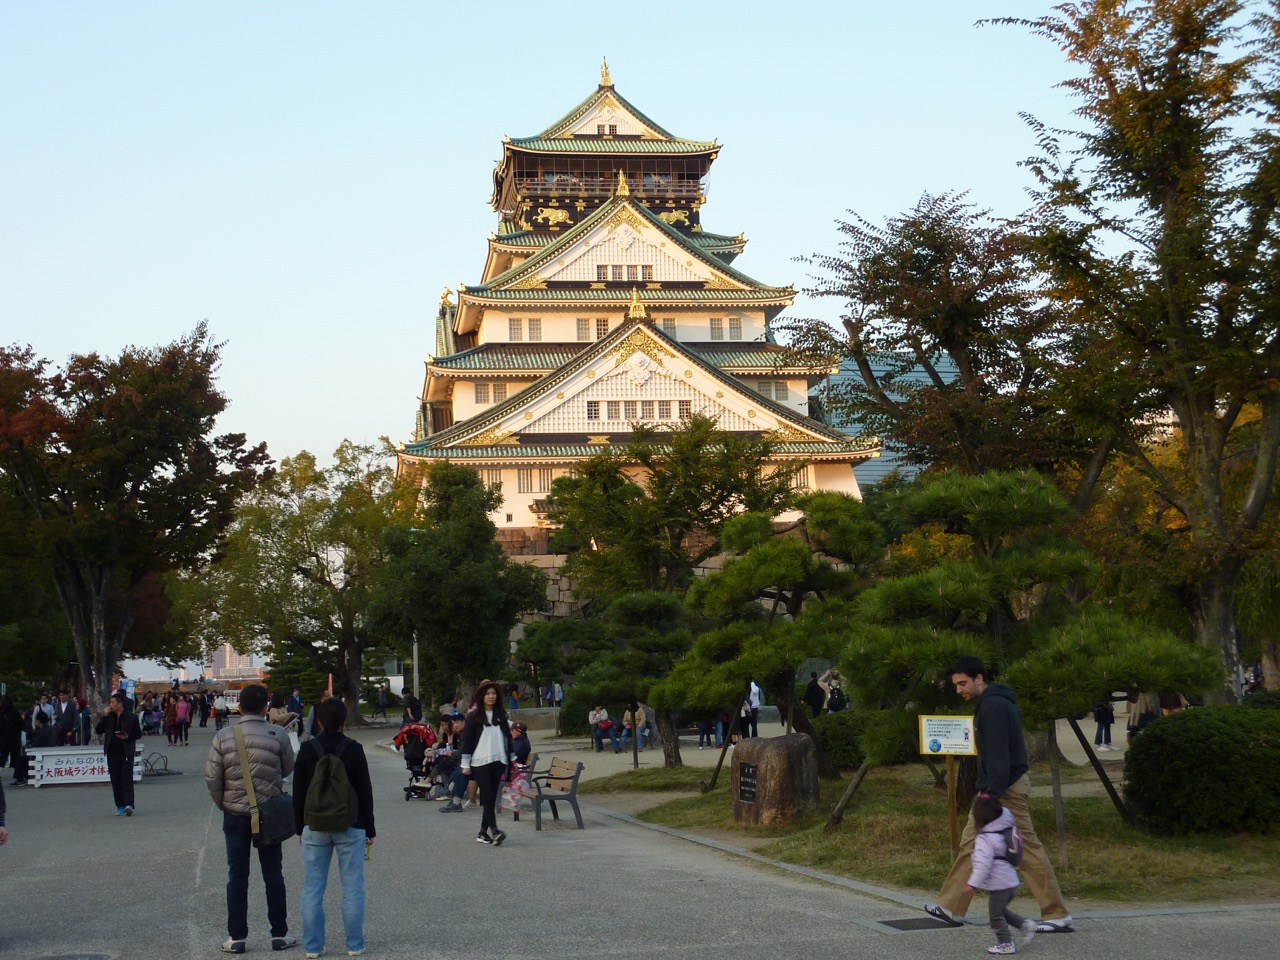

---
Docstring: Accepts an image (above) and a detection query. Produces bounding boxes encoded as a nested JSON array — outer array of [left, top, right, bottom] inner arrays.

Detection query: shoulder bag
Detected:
[[233, 722, 295, 846]]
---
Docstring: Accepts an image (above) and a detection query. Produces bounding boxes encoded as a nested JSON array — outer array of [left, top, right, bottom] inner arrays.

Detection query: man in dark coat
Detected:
[[95, 692, 142, 816], [925, 657, 1072, 934]]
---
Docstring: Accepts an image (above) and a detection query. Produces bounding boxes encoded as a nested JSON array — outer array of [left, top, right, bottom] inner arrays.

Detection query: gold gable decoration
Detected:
[[766, 425, 813, 442], [510, 273, 547, 290], [606, 207, 646, 235], [464, 426, 520, 447], [613, 330, 668, 368], [704, 274, 739, 290]]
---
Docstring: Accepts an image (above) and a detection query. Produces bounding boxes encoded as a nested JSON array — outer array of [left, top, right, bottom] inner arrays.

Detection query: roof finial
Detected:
[[627, 286, 647, 320], [615, 169, 630, 197], [601, 57, 612, 88], [440, 286, 453, 306]]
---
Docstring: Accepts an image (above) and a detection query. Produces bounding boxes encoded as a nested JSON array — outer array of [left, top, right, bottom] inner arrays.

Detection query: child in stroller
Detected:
[[141, 707, 164, 737], [393, 722, 440, 801]]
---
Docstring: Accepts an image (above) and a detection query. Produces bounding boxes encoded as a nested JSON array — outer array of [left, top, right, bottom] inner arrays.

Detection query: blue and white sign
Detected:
[[918, 716, 976, 756]]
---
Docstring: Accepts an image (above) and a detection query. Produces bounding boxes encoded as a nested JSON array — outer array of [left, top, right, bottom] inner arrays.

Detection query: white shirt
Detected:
[[748, 682, 762, 708], [463, 712, 508, 768]]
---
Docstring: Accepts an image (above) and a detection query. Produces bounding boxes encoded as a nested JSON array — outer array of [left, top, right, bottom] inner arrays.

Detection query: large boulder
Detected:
[[731, 733, 819, 827]]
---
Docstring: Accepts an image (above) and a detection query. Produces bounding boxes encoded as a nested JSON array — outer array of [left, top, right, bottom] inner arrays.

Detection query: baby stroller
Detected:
[[141, 708, 164, 737], [393, 722, 439, 801]]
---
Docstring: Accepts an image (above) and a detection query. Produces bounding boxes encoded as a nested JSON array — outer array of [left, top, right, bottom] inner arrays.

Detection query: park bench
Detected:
[[528, 755, 586, 831]]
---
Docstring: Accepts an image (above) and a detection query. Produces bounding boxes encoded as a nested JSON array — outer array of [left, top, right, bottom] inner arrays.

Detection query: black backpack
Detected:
[[303, 739, 358, 832], [827, 685, 848, 712], [998, 824, 1024, 866]]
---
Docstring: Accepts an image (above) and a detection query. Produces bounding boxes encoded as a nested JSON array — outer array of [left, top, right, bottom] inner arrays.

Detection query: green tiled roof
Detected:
[[473, 196, 787, 296], [506, 138, 717, 155], [418, 317, 857, 454], [495, 229, 743, 252], [522, 83, 716, 149], [465, 288, 792, 304], [429, 342, 819, 374], [403, 440, 878, 460], [433, 344, 587, 371]]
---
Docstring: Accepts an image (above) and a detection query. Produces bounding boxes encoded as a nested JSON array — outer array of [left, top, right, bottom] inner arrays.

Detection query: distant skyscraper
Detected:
[[207, 643, 258, 680]]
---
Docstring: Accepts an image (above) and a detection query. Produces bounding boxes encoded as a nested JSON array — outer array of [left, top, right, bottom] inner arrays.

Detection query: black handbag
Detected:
[[234, 723, 295, 846]]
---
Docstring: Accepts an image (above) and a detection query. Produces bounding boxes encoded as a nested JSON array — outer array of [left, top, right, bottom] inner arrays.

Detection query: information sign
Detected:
[[918, 715, 977, 756], [738, 761, 757, 803]]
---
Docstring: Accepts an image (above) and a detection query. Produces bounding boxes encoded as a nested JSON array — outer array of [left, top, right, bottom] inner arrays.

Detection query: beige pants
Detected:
[[935, 773, 1069, 922]]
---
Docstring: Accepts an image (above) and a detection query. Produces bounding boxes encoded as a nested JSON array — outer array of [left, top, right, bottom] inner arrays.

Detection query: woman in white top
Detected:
[[460, 681, 512, 846]]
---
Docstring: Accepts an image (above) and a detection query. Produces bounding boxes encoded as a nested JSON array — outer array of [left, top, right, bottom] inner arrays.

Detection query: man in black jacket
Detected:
[[95, 692, 142, 816], [925, 657, 1073, 934], [292, 697, 374, 958]]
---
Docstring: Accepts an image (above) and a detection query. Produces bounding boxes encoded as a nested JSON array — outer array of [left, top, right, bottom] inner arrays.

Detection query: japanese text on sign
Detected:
[[918, 715, 977, 756]]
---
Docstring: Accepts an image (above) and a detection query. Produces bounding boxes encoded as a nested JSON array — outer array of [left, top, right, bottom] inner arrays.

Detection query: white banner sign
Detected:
[[28, 747, 144, 787]]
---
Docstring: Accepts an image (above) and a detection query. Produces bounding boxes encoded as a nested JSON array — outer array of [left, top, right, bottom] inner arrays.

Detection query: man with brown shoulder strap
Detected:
[[205, 682, 298, 954]]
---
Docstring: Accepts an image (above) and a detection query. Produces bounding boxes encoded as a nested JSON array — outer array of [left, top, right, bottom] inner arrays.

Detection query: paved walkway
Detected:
[[1, 721, 1274, 960]]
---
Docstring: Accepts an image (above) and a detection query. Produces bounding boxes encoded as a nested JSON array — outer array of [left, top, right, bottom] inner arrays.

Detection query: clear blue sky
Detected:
[[3, 1, 1079, 466]]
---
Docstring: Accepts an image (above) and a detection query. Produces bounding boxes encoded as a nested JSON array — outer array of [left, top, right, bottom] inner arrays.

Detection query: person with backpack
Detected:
[[292, 697, 374, 960], [964, 794, 1035, 955]]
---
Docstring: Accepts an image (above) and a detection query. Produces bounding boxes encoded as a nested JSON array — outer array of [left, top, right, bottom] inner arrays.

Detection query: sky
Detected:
[[2, 1, 1084, 471]]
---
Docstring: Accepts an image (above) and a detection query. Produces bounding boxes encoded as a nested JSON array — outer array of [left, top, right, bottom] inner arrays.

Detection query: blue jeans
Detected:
[[593, 725, 620, 751], [619, 726, 647, 750], [223, 810, 289, 941], [301, 826, 366, 955]]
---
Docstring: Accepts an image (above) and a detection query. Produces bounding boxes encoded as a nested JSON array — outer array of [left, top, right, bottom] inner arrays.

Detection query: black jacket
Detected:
[[292, 732, 376, 839], [974, 683, 1028, 796], [95, 711, 142, 756], [460, 710, 512, 765]]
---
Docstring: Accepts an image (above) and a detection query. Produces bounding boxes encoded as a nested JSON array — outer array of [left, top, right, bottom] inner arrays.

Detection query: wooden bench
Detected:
[[528, 756, 586, 831]]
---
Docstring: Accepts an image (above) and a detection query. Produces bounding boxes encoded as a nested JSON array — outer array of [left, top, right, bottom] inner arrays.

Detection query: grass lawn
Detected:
[[583, 760, 1280, 905]]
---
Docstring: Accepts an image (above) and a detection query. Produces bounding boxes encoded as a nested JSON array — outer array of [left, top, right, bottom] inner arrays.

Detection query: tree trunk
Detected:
[[343, 640, 364, 723], [825, 760, 872, 830], [1047, 722, 1069, 871], [1195, 575, 1242, 703], [1259, 636, 1280, 692], [655, 707, 682, 768]]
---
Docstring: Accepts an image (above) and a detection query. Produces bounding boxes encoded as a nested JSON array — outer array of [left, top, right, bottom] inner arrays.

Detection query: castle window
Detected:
[[608, 124, 617, 135], [791, 466, 810, 490], [607, 401, 621, 420], [624, 400, 637, 419], [517, 468, 553, 494], [640, 400, 654, 419], [611, 265, 624, 281], [728, 317, 743, 340], [758, 380, 789, 401], [481, 468, 502, 488], [577, 318, 591, 341], [658, 400, 671, 418], [597, 124, 606, 136], [492, 382, 508, 402], [661, 317, 677, 336], [596, 265, 608, 281], [678, 400, 692, 419], [627, 265, 639, 281], [709, 318, 724, 340], [586, 400, 600, 420], [527, 317, 542, 341], [509, 317, 523, 341], [642, 265, 654, 281], [596, 318, 609, 339], [475, 382, 490, 403]]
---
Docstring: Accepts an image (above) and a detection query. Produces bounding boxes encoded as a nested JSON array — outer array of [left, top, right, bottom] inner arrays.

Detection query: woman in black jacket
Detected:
[[0, 696, 25, 785], [460, 680, 512, 846]]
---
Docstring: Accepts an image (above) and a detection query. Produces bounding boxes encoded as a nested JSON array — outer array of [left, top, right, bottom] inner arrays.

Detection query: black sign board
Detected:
[[738, 761, 757, 803]]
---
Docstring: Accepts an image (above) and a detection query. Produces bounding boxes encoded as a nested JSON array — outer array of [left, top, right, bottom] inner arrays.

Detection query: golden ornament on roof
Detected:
[[627, 287, 647, 320], [601, 57, 612, 88], [615, 169, 630, 197]]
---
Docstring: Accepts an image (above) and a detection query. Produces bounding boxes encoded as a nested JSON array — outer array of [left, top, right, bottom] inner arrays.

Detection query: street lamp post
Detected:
[[413, 631, 420, 703]]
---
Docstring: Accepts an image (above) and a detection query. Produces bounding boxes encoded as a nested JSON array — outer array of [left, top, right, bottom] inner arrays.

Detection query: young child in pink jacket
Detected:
[[963, 794, 1037, 955]]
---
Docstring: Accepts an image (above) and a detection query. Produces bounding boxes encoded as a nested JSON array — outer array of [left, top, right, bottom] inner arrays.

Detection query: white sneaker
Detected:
[[305, 952, 323, 959], [461, 799, 476, 811], [1035, 915, 1073, 933]]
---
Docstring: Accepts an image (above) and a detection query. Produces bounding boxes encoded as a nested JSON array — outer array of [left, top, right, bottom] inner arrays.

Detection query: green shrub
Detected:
[[1123, 706, 1280, 835], [812, 710, 868, 770], [1241, 689, 1280, 710]]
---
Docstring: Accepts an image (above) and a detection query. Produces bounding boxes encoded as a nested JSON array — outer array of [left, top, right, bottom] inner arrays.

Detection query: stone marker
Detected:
[[731, 733, 819, 826]]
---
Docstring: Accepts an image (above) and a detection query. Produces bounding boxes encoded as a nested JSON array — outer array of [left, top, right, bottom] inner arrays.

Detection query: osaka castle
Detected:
[[399, 62, 877, 553]]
